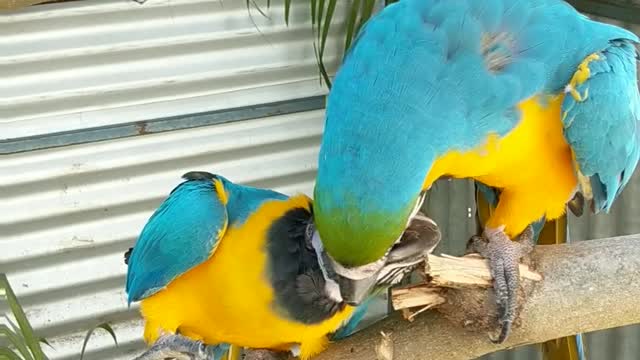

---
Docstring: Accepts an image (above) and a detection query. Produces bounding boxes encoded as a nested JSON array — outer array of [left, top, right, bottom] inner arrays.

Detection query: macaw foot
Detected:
[[466, 225, 535, 344], [133, 333, 225, 360]]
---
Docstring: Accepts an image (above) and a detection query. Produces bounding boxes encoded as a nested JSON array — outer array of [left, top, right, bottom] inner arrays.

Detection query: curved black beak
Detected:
[[337, 272, 380, 306], [335, 214, 440, 305], [387, 213, 441, 264], [312, 213, 441, 307]]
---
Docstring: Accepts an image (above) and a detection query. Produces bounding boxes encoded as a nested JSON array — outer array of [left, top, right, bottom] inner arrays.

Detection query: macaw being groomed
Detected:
[[125, 171, 441, 360], [312, 0, 640, 346]]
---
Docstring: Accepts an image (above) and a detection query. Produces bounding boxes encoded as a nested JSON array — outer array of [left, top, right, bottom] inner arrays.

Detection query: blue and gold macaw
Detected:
[[124, 171, 440, 359], [312, 0, 640, 345]]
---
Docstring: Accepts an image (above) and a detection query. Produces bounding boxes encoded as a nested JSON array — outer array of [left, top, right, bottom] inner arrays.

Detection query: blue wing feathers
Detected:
[[126, 177, 228, 303], [125, 173, 289, 303], [331, 295, 376, 341], [561, 40, 640, 212]]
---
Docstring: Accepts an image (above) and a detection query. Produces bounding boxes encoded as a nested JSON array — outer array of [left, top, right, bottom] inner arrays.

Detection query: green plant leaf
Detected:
[[37, 339, 52, 351], [0, 346, 22, 360], [318, 0, 337, 87], [0, 275, 46, 360], [246, 0, 269, 18], [316, 0, 325, 47], [79, 323, 118, 360], [1, 316, 21, 338], [284, 0, 291, 25], [0, 325, 33, 360], [313, 41, 332, 87], [355, 0, 375, 37], [344, 0, 361, 54], [310, 0, 317, 29]]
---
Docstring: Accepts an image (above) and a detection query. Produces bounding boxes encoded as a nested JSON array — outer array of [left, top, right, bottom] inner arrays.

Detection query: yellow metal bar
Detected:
[[226, 345, 242, 360], [475, 187, 585, 360], [475, 188, 494, 230], [538, 216, 585, 360]]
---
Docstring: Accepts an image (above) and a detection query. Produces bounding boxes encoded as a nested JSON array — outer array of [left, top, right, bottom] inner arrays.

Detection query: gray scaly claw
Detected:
[[133, 333, 222, 360], [466, 225, 535, 344]]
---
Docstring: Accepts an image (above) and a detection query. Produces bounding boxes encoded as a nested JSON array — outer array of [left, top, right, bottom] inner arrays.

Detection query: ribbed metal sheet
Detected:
[[1, 110, 326, 360], [0, 0, 345, 142], [0, 0, 348, 358], [3, 1, 639, 360]]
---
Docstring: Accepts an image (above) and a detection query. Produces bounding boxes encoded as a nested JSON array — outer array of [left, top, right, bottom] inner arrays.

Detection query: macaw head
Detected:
[[309, 0, 451, 304], [311, 187, 433, 304], [313, 155, 440, 306]]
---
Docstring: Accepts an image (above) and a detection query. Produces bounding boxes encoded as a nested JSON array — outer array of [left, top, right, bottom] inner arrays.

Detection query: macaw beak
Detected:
[[334, 213, 441, 305], [337, 271, 380, 306], [310, 211, 441, 307]]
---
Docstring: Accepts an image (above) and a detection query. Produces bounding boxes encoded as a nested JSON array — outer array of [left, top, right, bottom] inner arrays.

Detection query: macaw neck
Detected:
[[265, 204, 349, 324], [222, 180, 289, 226]]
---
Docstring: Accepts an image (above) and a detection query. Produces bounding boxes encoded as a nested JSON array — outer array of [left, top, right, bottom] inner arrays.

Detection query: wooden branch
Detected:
[[390, 253, 543, 317], [132, 235, 640, 360], [313, 234, 640, 360], [0, 0, 59, 10]]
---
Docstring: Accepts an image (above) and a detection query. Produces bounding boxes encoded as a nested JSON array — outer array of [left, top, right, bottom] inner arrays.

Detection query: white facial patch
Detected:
[[311, 231, 343, 302]]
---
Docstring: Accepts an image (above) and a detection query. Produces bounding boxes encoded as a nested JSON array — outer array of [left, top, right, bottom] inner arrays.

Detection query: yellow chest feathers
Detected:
[[139, 195, 354, 359], [425, 95, 578, 193]]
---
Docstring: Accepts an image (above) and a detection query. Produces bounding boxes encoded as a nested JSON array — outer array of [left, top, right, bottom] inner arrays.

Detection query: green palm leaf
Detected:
[[268, 0, 395, 88], [79, 323, 118, 360], [0, 325, 33, 360], [0, 274, 47, 360]]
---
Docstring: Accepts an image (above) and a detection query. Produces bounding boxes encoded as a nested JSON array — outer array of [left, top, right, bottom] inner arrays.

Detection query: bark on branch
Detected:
[[133, 235, 640, 360], [313, 234, 640, 360]]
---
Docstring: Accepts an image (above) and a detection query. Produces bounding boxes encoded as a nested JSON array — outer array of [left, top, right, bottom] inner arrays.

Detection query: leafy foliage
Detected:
[[0, 274, 117, 360], [248, 0, 398, 88]]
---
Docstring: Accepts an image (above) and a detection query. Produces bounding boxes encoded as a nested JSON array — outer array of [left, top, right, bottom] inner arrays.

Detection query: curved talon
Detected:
[[491, 322, 512, 344], [467, 225, 535, 344], [133, 333, 229, 360]]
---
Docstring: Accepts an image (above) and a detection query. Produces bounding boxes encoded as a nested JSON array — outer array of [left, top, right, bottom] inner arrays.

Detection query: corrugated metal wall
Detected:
[[1, 111, 326, 360], [0, 0, 347, 359], [2, 0, 640, 359], [0, 0, 345, 150]]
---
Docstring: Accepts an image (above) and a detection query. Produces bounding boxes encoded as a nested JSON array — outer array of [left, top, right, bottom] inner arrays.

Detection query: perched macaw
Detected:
[[312, 0, 640, 344], [124, 171, 440, 359]]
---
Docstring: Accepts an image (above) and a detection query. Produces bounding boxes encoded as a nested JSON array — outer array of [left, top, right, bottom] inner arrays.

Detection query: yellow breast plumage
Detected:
[[424, 95, 578, 235], [138, 194, 354, 359]]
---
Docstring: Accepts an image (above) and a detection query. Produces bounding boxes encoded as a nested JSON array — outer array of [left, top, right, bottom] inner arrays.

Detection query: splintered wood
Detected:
[[391, 254, 542, 320]]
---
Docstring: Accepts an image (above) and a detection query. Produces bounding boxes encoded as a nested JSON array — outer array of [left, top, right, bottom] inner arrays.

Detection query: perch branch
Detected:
[[313, 234, 640, 360], [132, 235, 640, 360]]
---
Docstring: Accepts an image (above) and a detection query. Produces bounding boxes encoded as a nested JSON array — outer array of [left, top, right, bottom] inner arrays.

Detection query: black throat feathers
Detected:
[[266, 204, 345, 324]]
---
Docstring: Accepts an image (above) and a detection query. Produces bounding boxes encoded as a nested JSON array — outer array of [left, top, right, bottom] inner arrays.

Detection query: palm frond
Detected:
[[0, 274, 47, 360], [80, 323, 118, 360], [270, 0, 392, 88], [0, 325, 34, 360], [314, 0, 380, 88]]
